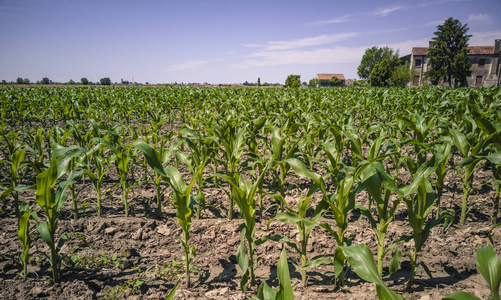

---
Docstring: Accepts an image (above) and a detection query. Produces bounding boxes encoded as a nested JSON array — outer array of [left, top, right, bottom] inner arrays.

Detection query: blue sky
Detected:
[[0, 0, 500, 84]]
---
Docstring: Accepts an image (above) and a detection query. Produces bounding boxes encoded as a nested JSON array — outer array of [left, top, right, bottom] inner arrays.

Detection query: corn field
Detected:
[[0, 86, 500, 300]]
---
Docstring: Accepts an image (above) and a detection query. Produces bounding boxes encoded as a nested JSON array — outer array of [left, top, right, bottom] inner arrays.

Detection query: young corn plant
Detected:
[[33, 156, 82, 283], [253, 246, 294, 300], [100, 129, 135, 216], [442, 245, 501, 300], [177, 126, 216, 219], [135, 142, 203, 288], [401, 152, 443, 291], [211, 121, 246, 220], [269, 126, 300, 211], [356, 161, 403, 277], [83, 142, 112, 217], [18, 203, 32, 278], [340, 244, 403, 300], [266, 185, 330, 286], [285, 157, 372, 287], [218, 162, 269, 291], [52, 145, 86, 219], [450, 128, 490, 224]]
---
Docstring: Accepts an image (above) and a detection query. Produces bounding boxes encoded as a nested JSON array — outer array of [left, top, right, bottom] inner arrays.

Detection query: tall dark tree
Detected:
[[426, 17, 471, 87], [257, 77, 261, 86], [41, 77, 50, 85], [357, 46, 399, 81], [100, 77, 111, 86], [81, 78, 89, 85], [369, 59, 392, 87]]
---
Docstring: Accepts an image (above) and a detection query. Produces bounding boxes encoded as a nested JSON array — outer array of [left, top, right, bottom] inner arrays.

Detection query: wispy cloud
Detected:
[[371, 5, 406, 17], [234, 46, 367, 69], [244, 44, 260, 48], [305, 15, 351, 26], [167, 60, 208, 71], [468, 14, 492, 24], [264, 33, 359, 51], [469, 31, 501, 45]]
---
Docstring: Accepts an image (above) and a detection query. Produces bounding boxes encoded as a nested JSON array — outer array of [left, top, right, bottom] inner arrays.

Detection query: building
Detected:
[[402, 39, 500, 87], [316, 73, 345, 87]]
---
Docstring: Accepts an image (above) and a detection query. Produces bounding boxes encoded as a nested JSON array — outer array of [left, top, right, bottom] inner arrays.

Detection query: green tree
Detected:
[[358, 46, 399, 81], [1, 80, 6, 84], [100, 77, 111, 85], [285, 74, 300, 87], [41, 77, 50, 85], [426, 17, 471, 87], [370, 59, 392, 87], [16, 77, 24, 84], [257, 77, 261, 86], [391, 61, 413, 87], [329, 76, 342, 86], [81, 78, 89, 85], [23, 78, 30, 84], [68, 79, 75, 85], [309, 78, 320, 87]]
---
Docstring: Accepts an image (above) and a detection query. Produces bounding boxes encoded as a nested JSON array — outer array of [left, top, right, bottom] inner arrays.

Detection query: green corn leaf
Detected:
[[442, 291, 481, 300], [476, 245, 501, 300], [276, 247, 294, 300], [450, 128, 470, 157], [134, 141, 167, 178], [256, 281, 278, 300], [165, 280, 179, 300], [274, 212, 318, 228], [341, 244, 403, 300], [36, 221, 53, 246]]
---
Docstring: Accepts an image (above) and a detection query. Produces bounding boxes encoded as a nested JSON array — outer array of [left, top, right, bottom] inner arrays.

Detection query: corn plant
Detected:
[[52, 145, 85, 219], [136, 142, 203, 288], [285, 157, 372, 286], [18, 203, 32, 278], [211, 120, 246, 220], [401, 152, 443, 291], [471, 108, 501, 224], [100, 129, 135, 216], [33, 157, 82, 283], [267, 185, 330, 286], [268, 126, 299, 211], [218, 162, 269, 291], [340, 244, 403, 300], [253, 246, 294, 300], [177, 126, 216, 219], [83, 141, 112, 217], [357, 161, 403, 277], [450, 127, 491, 224], [443, 245, 501, 300]]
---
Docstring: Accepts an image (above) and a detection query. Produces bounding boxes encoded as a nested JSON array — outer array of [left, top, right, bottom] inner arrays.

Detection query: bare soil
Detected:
[[0, 157, 500, 300]]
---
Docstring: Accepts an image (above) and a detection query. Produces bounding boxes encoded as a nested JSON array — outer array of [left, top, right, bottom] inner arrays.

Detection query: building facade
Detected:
[[403, 39, 500, 87], [316, 73, 345, 87]]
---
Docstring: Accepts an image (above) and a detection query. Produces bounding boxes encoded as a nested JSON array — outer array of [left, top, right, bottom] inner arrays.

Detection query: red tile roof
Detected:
[[317, 73, 345, 80], [412, 46, 496, 56]]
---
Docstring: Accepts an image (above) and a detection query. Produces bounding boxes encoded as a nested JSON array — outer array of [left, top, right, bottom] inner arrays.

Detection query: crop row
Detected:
[[1, 86, 500, 299]]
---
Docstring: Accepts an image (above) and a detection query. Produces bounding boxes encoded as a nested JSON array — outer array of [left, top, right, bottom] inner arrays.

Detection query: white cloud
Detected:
[[264, 33, 359, 51], [244, 44, 260, 48], [305, 15, 351, 26], [468, 14, 492, 24], [469, 31, 501, 45], [167, 60, 208, 71], [371, 5, 406, 17], [234, 46, 367, 69], [225, 51, 236, 55], [234, 37, 435, 69]]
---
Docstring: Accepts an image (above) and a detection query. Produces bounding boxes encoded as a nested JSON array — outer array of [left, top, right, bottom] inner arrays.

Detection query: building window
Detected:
[[478, 58, 486, 67], [415, 59, 422, 68], [413, 76, 420, 85], [476, 76, 483, 86]]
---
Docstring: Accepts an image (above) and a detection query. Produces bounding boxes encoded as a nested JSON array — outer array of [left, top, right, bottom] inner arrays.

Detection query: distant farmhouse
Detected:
[[316, 74, 345, 87], [401, 39, 500, 87], [121, 79, 130, 85]]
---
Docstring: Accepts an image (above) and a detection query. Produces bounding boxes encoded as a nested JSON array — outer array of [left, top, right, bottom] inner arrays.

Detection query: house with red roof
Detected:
[[316, 73, 345, 87], [402, 39, 500, 87]]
